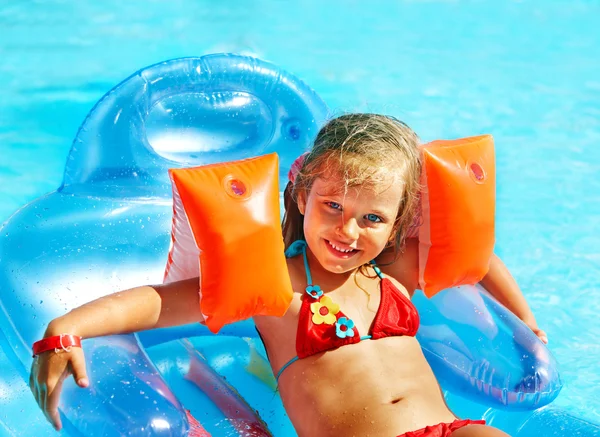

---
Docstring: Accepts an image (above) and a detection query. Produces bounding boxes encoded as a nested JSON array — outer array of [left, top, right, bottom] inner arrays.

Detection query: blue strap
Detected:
[[370, 260, 384, 279], [276, 240, 379, 383], [285, 240, 306, 258], [276, 356, 299, 382], [301, 244, 313, 286], [285, 240, 313, 285]]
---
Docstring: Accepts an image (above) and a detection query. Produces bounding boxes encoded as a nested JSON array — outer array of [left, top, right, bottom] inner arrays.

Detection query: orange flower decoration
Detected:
[[310, 296, 340, 325]]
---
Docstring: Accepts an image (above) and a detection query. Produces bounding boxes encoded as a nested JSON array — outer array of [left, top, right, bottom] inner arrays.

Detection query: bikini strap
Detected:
[[276, 356, 299, 382], [285, 240, 307, 258], [369, 260, 384, 279], [284, 240, 313, 283], [301, 244, 314, 285], [286, 240, 321, 299]]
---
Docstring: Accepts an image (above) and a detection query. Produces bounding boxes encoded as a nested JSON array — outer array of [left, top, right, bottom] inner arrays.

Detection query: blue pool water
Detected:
[[1, 0, 599, 431]]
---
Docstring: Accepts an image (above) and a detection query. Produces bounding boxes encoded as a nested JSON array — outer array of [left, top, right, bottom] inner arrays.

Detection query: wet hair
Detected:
[[282, 113, 422, 256]]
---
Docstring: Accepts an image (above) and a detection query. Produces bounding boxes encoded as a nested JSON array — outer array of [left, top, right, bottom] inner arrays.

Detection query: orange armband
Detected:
[[418, 135, 496, 297], [164, 153, 293, 333]]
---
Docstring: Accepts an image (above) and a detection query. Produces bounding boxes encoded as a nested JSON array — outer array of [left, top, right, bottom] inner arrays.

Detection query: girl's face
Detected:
[[297, 169, 404, 274]]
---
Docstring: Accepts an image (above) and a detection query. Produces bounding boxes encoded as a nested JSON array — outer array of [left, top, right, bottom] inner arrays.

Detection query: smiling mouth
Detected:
[[325, 239, 359, 257]]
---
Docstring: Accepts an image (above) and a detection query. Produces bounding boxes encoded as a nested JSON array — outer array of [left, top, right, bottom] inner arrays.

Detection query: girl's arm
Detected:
[[378, 242, 547, 343], [44, 277, 203, 339], [479, 254, 548, 344], [32, 278, 203, 431]]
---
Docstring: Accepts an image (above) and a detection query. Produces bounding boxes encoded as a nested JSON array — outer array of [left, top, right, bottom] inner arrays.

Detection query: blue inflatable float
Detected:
[[0, 54, 599, 437]]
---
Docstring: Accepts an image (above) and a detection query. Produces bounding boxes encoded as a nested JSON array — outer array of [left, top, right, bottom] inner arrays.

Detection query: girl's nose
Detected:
[[337, 217, 359, 241]]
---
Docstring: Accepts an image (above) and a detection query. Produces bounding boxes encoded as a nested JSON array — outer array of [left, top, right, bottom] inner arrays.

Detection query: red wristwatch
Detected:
[[32, 334, 82, 357]]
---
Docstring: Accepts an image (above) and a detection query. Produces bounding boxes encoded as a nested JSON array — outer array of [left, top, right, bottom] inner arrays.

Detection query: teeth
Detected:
[[328, 241, 354, 253]]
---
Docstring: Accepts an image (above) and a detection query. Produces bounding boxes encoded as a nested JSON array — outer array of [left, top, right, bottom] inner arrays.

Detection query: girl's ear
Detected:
[[297, 190, 307, 215]]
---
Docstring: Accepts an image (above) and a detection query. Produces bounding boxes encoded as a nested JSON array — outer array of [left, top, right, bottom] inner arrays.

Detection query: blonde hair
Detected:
[[282, 113, 422, 256]]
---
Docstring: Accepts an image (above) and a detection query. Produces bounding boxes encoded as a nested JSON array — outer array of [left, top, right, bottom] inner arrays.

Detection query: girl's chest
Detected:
[[286, 273, 385, 336]]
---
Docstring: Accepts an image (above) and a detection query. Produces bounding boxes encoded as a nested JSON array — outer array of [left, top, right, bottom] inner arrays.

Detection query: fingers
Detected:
[[40, 369, 66, 431], [69, 350, 89, 388], [30, 350, 85, 431], [531, 326, 549, 344], [29, 361, 36, 398], [526, 322, 549, 345], [46, 376, 66, 431], [29, 359, 43, 413], [536, 329, 549, 344]]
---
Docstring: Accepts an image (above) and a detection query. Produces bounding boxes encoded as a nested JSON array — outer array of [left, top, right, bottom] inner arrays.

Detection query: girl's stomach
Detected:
[[277, 336, 456, 437]]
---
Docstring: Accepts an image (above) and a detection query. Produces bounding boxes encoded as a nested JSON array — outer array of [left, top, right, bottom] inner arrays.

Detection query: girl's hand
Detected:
[[525, 322, 549, 344], [29, 347, 89, 431]]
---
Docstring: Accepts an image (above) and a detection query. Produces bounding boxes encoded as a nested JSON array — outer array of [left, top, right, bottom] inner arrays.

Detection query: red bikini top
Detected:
[[276, 241, 420, 381], [296, 276, 419, 358]]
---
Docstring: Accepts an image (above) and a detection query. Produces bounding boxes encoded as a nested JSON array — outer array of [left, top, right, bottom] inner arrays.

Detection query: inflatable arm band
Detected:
[[418, 135, 496, 297], [165, 153, 293, 333]]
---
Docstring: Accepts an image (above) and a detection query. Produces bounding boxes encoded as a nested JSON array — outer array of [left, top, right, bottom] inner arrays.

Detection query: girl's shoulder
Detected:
[[376, 238, 419, 296]]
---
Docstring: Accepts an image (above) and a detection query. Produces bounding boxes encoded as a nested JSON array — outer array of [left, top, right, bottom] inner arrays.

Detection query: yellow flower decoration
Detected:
[[310, 295, 340, 325]]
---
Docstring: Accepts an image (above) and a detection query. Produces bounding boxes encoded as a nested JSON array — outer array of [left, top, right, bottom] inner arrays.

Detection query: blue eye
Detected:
[[327, 202, 342, 210], [365, 213, 382, 223]]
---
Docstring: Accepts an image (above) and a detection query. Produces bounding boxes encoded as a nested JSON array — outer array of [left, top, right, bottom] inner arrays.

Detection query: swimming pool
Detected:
[[1, 0, 599, 433]]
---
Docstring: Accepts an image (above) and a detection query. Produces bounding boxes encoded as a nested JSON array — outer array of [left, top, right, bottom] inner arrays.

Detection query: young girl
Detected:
[[30, 114, 547, 436]]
